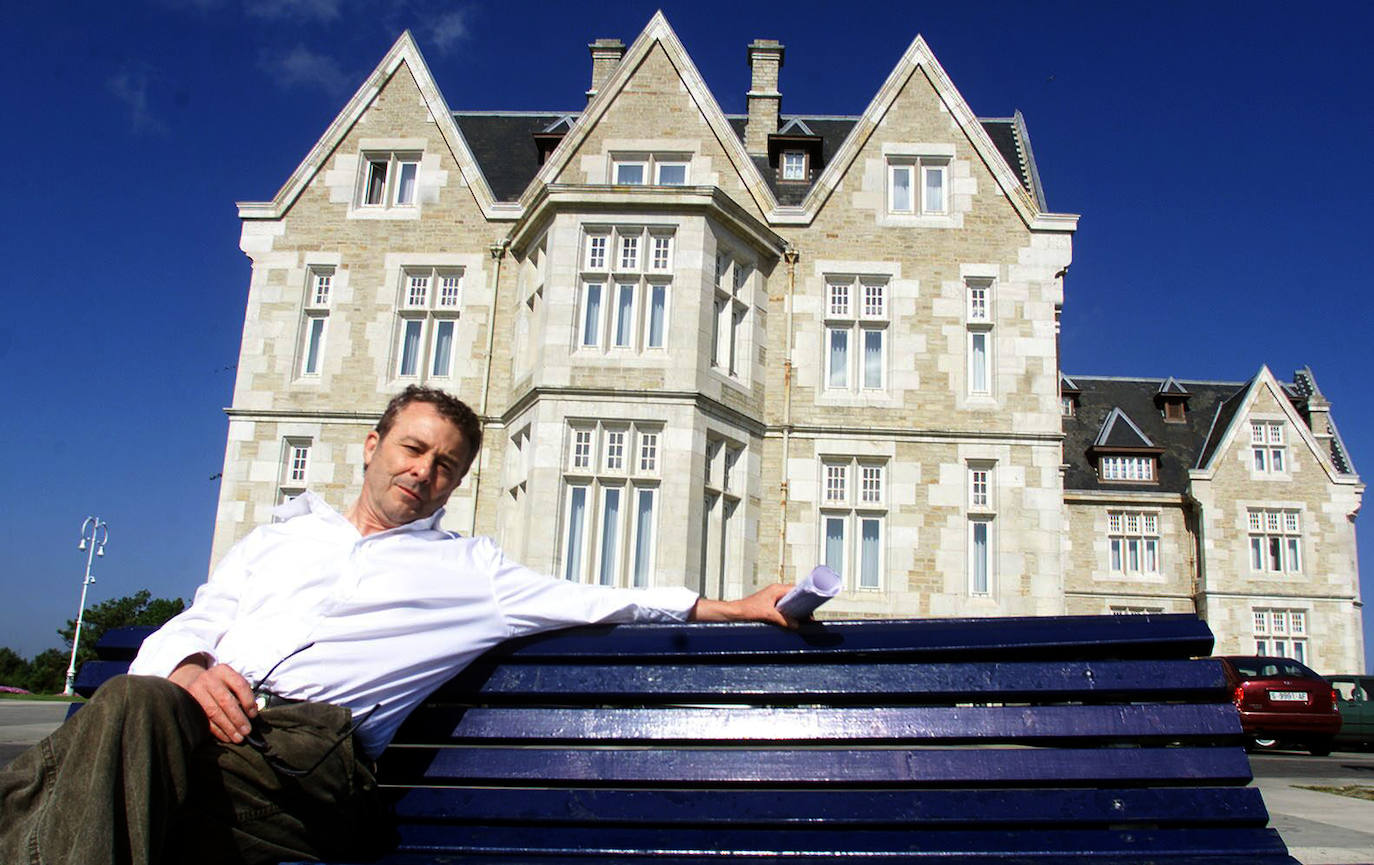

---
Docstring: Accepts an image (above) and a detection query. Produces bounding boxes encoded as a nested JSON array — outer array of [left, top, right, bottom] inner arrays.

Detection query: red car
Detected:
[[1219, 656, 1341, 755]]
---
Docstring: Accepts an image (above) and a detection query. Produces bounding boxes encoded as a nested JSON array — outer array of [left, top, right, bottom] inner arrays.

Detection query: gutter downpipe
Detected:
[[777, 246, 799, 581], [471, 239, 509, 535]]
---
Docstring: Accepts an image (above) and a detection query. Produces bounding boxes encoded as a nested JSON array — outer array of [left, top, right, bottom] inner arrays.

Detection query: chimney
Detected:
[[587, 39, 625, 104], [745, 39, 784, 155]]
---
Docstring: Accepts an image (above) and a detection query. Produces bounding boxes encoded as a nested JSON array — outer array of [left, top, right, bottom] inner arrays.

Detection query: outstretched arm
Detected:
[[690, 583, 796, 628]]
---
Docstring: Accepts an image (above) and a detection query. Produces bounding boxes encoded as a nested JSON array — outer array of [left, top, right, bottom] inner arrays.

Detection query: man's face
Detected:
[[358, 401, 471, 530]]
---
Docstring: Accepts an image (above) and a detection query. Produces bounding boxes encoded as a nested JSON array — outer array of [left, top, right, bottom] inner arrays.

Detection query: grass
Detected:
[[0, 693, 83, 703], [1294, 784, 1374, 802]]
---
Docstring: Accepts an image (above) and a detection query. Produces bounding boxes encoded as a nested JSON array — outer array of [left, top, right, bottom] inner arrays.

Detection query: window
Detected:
[[824, 275, 888, 392], [278, 438, 311, 502], [963, 461, 996, 596], [1061, 395, 1077, 417], [1107, 510, 1160, 576], [888, 156, 948, 214], [299, 267, 333, 377], [819, 457, 886, 590], [1099, 456, 1156, 482], [968, 463, 993, 511], [562, 422, 663, 588], [395, 267, 463, 380], [711, 251, 753, 379], [1248, 509, 1302, 574], [701, 435, 745, 597], [965, 279, 993, 397], [580, 228, 672, 352], [1250, 421, 1287, 474], [611, 153, 690, 186], [359, 152, 419, 209], [781, 151, 807, 181], [1253, 608, 1308, 663]]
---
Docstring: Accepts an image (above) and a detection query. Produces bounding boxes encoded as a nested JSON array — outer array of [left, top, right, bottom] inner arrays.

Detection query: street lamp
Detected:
[[64, 516, 108, 696]]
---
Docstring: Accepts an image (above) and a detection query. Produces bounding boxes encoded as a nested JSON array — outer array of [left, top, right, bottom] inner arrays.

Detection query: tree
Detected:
[[24, 649, 69, 694], [57, 590, 186, 667], [0, 647, 29, 689]]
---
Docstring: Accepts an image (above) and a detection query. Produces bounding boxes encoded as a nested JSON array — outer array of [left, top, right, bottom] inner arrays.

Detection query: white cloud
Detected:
[[245, 0, 342, 21], [263, 44, 350, 95], [428, 7, 472, 54], [107, 66, 167, 135]]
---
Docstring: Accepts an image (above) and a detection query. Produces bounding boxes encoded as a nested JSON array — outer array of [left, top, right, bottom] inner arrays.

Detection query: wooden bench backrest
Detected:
[[82, 615, 1296, 864]]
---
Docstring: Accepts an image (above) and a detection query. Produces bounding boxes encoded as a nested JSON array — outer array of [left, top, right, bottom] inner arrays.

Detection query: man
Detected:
[[0, 386, 794, 865]]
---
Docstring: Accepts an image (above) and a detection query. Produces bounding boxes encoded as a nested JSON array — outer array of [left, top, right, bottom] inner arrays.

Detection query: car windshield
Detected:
[[1230, 658, 1319, 679]]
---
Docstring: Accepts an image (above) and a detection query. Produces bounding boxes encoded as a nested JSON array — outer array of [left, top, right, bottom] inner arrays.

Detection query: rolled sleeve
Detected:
[[481, 537, 698, 637]]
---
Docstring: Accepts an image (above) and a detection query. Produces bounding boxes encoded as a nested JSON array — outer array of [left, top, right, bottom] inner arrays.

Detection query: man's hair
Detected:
[[375, 385, 483, 471]]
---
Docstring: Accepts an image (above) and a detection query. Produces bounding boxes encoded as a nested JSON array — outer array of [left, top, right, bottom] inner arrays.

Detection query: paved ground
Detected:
[[1250, 751, 1374, 864], [3, 703, 1372, 863], [0, 700, 70, 765]]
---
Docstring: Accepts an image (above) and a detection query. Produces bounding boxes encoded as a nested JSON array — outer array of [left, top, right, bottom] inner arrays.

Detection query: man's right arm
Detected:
[[167, 654, 258, 744]]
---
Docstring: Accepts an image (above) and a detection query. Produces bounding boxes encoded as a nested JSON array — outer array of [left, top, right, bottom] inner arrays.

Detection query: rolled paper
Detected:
[[775, 565, 842, 620]]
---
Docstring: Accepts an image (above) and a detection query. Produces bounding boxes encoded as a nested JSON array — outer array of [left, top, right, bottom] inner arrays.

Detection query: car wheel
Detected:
[[1309, 737, 1333, 757], [1250, 736, 1279, 750]]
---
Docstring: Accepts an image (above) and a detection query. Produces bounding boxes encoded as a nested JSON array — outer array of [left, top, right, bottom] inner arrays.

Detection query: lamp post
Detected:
[[64, 516, 108, 696]]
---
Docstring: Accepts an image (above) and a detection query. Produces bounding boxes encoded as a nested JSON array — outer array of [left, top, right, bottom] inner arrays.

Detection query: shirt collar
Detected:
[[272, 490, 448, 536]]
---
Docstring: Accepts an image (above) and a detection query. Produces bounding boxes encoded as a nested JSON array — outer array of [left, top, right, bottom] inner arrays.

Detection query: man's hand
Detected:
[[690, 583, 798, 628], [168, 655, 258, 744]]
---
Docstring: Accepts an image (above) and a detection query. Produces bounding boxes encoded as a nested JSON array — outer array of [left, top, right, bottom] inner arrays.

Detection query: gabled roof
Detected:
[[444, 14, 1075, 230], [1192, 366, 1349, 483], [522, 11, 777, 218], [1092, 407, 1157, 449], [1158, 376, 1190, 396], [787, 35, 1075, 230], [1059, 372, 1081, 394], [237, 31, 509, 221]]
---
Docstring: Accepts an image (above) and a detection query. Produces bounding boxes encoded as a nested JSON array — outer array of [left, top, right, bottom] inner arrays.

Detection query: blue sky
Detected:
[[2, 1, 1371, 667]]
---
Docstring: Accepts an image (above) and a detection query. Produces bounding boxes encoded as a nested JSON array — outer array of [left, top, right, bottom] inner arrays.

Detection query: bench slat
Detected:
[[431, 659, 1227, 704], [369, 855, 1298, 865], [394, 746, 1252, 786], [434, 661, 1231, 708], [390, 786, 1272, 826], [396, 703, 1242, 744], [487, 614, 1216, 661], [391, 825, 1291, 858]]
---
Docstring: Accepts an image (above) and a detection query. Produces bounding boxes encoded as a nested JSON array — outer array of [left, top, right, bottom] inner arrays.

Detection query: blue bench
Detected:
[[76, 614, 1297, 864]]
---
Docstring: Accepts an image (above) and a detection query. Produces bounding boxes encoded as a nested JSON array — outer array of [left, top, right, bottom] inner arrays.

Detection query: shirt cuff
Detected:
[[631, 586, 700, 622], [127, 633, 218, 679]]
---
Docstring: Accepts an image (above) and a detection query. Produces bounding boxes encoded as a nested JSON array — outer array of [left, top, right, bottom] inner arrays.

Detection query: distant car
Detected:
[[1218, 656, 1341, 755], [1327, 675, 1374, 750]]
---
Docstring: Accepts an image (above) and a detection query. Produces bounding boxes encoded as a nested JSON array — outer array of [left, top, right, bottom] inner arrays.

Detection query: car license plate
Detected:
[[1269, 691, 1308, 702]]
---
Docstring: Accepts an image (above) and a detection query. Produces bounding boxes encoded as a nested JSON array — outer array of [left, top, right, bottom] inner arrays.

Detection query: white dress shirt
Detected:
[[129, 492, 699, 758]]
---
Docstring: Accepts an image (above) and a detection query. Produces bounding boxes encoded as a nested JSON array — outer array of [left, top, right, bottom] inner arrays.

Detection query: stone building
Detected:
[[215, 14, 1364, 670]]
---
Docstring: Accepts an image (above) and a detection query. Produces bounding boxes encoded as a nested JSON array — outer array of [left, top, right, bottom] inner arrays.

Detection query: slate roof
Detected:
[[452, 111, 1041, 205], [1093, 407, 1157, 449], [1065, 376, 1256, 494], [1064, 373, 1359, 493]]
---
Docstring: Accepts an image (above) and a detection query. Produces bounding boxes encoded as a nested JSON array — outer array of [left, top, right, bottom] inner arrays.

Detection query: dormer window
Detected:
[[781, 151, 807, 181], [1155, 377, 1190, 424], [1099, 455, 1156, 482]]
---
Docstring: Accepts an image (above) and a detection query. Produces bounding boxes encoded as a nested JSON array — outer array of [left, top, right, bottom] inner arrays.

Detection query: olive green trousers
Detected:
[[0, 675, 392, 865]]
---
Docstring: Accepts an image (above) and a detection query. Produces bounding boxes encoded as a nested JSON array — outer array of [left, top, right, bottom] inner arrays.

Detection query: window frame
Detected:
[[781, 150, 808, 181], [819, 456, 886, 591], [358, 151, 421, 210], [887, 156, 950, 215], [580, 227, 674, 354], [561, 421, 664, 588], [823, 276, 889, 394], [394, 266, 464, 382]]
